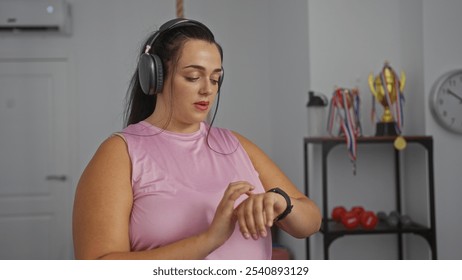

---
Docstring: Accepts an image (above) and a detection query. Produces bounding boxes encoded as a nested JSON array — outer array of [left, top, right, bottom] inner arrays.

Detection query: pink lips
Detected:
[[194, 101, 209, 111]]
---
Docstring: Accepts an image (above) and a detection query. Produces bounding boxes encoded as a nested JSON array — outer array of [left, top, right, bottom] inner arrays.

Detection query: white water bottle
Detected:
[[307, 91, 328, 137]]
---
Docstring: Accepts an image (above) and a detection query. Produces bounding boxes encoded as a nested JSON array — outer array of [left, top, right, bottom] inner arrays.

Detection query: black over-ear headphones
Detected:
[[138, 18, 224, 95]]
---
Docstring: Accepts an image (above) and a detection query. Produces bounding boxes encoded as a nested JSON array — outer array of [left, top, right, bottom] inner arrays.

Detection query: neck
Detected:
[[147, 96, 203, 133], [144, 114, 202, 134]]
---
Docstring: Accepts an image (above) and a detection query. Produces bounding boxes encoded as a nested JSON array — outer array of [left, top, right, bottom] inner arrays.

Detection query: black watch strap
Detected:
[[267, 187, 293, 221]]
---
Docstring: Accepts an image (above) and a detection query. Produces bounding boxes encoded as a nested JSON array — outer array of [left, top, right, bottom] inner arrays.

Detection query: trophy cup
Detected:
[[368, 62, 406, 136]]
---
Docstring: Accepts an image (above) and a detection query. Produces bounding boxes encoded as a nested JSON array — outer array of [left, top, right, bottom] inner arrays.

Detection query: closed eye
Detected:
[[185, 77, 199, 82], [210, 74, 222, 85]]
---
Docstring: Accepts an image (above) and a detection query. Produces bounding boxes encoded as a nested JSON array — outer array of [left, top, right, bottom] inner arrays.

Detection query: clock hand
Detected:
[[447, 89, 462, 103]]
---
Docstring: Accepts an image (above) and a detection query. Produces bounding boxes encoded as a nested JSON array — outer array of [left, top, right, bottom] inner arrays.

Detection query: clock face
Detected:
[[430, 70, 462, 134]]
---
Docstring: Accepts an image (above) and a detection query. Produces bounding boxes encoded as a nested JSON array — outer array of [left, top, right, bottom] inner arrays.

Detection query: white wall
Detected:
[[422, 0, 462, 260]]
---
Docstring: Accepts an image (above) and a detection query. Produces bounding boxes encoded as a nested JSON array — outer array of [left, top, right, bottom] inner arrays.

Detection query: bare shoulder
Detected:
[[231, 130, 275, 168], [74, 134, 132, 206], [97, 133, 129, 159]]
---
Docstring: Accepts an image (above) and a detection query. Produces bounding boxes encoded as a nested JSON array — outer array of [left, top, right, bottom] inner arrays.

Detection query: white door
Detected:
[[0, 59, 72, 259]]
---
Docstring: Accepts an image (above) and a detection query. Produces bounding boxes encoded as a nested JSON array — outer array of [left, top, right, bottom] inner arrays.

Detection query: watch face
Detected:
[[430, 70, 462, 134]]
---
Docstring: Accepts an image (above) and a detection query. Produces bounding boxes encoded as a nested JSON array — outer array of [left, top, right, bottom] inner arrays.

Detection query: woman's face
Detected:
[[157, 39, 222, 132]]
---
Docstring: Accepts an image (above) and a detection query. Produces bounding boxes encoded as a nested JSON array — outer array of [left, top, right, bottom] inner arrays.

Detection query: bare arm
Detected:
[[72, 136, 251, 260], [232, 131, 322, 239]]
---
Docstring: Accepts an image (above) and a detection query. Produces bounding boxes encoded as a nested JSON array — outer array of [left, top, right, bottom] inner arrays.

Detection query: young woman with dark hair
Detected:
[[72, 18, 321, 260]]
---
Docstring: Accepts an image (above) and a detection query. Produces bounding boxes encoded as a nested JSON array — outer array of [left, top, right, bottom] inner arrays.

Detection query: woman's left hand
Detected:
[[233, 191, 286, 240]]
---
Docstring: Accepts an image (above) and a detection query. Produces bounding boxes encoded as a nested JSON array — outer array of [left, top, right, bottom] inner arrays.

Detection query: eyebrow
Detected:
[[183, 65, 222, 73]]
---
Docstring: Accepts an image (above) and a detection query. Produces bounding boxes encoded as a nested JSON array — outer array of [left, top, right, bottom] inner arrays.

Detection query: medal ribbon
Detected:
[[328, 88, 357, 161], [327, 92, 338, 136], [340, 89, 357, 162], [393, 68, 405, 133], [327, 88, 361, 173], [353, 89, 362, 136]]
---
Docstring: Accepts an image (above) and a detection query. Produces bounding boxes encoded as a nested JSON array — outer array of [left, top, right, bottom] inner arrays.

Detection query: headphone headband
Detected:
[[144, 18, 214, 54]]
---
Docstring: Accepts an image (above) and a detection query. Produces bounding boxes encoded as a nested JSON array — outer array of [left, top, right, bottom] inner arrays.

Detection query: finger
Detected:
[[235, 204, 251, 239], [216, 186, 251, 221], [252, 196, 268, 238], [243, 198, 261, 240], [264, 195, 275, 227], [224, 182, 254, 201], [221, 184, 253, 209]]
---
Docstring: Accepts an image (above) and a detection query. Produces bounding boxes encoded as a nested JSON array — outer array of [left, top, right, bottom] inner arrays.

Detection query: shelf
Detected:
[[303, 135, 437, 259], [305, 135, 434, 152], [305, 135, 433, 143], [322, 219, 431, 236], [320, 219, 435, 252]]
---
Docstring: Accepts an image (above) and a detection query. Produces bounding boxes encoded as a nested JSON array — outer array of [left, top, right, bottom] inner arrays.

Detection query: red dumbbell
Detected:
[[331, 206, 347, 222], [341, 211, 360, 229], [360, 211, 378, 229], [351, 206, 365, 217]]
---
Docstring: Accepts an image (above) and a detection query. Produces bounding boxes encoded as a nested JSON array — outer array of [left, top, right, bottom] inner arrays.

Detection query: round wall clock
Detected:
[[429, 69, 462, 134]]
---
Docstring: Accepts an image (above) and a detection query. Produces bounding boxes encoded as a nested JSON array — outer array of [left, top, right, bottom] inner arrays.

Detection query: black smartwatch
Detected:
[[267, 187, 293, 221]]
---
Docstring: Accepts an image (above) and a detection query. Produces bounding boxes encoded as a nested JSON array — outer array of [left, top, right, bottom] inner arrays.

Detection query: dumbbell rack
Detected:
[[303, 136, 437, 259]]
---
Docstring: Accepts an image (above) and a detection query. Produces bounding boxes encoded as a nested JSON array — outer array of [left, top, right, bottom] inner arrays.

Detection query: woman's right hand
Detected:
[[205, 181, 255, 247]]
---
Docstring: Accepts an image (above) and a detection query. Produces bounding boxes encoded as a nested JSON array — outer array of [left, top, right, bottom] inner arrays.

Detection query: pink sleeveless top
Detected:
[[120, 121, 272, 259]]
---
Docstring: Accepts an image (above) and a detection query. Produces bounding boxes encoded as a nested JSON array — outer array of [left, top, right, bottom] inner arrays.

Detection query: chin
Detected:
[[184, 117, 206, 126], [193, 113, 210, 123]]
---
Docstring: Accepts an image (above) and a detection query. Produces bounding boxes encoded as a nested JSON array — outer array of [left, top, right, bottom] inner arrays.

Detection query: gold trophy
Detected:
[[368, 62, 406, 137]]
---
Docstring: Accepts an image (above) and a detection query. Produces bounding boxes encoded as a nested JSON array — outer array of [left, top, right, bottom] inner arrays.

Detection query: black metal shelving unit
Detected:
[[304, 136, 437, 259]]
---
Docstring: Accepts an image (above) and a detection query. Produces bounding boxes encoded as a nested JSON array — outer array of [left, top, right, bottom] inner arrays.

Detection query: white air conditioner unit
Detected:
[[0, 0, 72, 34]]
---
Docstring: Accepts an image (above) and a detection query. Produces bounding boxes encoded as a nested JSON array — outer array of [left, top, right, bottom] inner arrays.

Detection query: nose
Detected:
[[199, 79, 214, 96]]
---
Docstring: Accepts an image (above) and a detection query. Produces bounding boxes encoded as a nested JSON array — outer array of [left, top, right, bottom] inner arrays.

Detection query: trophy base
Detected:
[[376, 122, 397, 136]]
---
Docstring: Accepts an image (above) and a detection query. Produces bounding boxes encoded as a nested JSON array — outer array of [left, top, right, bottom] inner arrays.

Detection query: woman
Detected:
[[72, 18, 321, 260]]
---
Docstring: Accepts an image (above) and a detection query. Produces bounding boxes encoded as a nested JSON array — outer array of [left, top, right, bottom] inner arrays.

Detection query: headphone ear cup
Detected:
[[138, 53, 164, 95], [152, 55, 163, 94]]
